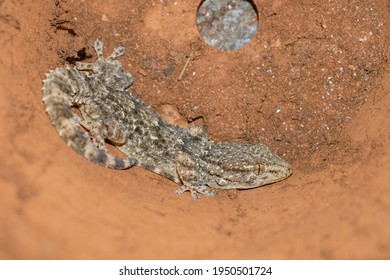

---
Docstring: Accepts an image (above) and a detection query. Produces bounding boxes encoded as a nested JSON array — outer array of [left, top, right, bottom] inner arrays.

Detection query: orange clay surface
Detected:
[[0, 0, 389, 259]]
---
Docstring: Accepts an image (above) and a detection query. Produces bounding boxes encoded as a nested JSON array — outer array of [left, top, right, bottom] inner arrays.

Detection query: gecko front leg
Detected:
[[175, 152, 216, 199]]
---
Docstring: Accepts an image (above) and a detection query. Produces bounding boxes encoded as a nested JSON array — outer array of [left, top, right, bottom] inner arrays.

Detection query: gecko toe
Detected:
[[175, 184, 216, 200]]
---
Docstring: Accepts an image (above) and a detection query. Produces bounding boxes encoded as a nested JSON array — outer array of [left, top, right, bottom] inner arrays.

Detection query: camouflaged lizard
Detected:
[[42, 39, 292, 199]]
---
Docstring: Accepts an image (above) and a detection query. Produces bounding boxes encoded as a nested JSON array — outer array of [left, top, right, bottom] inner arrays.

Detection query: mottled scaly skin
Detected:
[[42, 40, 292, 199], [42, 43, 137, 169]]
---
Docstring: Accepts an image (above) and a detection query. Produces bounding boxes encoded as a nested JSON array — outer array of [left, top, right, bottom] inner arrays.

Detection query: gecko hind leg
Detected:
[[93, 39, 104, 59], [75, 40, 104, 72], [75, 39, 117, 71], [108, 46, 125, 60], [75, 62, 95, 71]]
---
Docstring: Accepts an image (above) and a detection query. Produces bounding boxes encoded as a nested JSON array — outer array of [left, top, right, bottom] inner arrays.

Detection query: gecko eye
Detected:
[[253, 163, 266, 175]]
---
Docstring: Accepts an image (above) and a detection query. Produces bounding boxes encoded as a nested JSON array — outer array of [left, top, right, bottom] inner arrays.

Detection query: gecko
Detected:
[[42, 39, 292, 199]]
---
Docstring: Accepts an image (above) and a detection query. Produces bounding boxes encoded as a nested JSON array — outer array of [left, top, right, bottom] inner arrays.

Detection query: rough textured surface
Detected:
[[42, 39, 291, 199], [0, 0, 389, 259], [196, 0, 259, 50], [42, 44, 137, 170]]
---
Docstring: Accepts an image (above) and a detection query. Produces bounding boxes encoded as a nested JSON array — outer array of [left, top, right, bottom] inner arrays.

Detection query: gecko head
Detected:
[[205, 142, 292, 190]]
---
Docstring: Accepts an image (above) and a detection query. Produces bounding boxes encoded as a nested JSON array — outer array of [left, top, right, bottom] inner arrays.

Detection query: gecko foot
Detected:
[[175, 185, 216, 200]]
